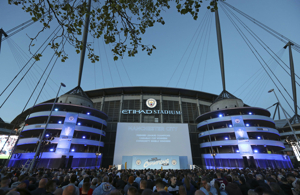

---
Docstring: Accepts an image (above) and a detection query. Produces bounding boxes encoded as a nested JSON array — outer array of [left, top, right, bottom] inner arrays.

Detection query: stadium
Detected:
[[7, 86, 292, 169]]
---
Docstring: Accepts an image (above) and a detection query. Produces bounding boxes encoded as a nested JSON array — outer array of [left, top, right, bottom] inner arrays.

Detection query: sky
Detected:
[[0, 0, 300, 123]]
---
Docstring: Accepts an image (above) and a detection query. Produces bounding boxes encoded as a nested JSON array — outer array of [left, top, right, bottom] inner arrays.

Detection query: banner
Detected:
[[56, 113, 78, 154], [132, 155, 180, 169], [231, 116, 253, 155]]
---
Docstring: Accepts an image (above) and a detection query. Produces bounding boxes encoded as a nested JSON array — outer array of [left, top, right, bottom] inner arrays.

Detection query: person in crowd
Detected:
[[128, 186, 137, 195], [139, 180, 147, 195], [80, 182, 93, 195], [291, 171, 299, 178], [238, 176, 249, 195], [60, 176, 70, 188], [134, 172, 142, 188], [199, 176, 217, 195], [17, 181, 29, 189], [31, 178, 48, 195], [11, 175, 26, 189], [146, 175, 154, 190], [42, 180, 57, 195], [62, 175, 79, 195], [254, 186, 264, 195], [177, 175, 183, 187], [0, 177, 11, 193], [287, 174, 298, 188], [156, 179, 172, 195], [216, 173, 228, 190], [279, 177, 293, 195], [124, 176, 138, 195], [142, 189, 154, 195], [247, 189, 257, 195], [214, 180, 227, 195], [93, 176, 115, 195], [163, 175, 169, 184], [269, 182, 286, 195], [63, 185, 76, 195], [110, 189, 122, 195], [90, 178, 98, 190], [54, 188, 64, 195], [266, 178, 277, 187], [79, 175, 90, 189], [292, 179, 300, 195], [256, 175, 270, 191], [28, 177, 37, 191], [277, 175, 284, 185], [178, 185, 187, 195], [225, 175, 242, 195], [168, 175, 180, 195], [183, 177, 196, 195]]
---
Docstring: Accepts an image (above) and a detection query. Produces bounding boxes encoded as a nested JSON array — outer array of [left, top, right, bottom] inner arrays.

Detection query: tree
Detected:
[[8, 0, 218, 62]]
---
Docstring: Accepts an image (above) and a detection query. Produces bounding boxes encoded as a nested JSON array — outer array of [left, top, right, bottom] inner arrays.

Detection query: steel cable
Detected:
[[220, 4, 295, 113]]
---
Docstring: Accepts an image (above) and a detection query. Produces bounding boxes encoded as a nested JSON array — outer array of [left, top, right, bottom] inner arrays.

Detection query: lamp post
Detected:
[[95, 123, 103, 167], [268, 89, 300, 150], [205, 120, 216, 169], [28, 83, 66, 173]]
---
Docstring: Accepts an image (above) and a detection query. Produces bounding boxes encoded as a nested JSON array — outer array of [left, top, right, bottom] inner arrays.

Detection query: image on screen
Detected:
[[113, 123, 193, 166], [0, 135, 18, 159]]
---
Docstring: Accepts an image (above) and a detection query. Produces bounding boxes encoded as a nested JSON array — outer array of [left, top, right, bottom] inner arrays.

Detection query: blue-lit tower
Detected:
[[9, 86, 107, 168], [196, 91, 292, 169]]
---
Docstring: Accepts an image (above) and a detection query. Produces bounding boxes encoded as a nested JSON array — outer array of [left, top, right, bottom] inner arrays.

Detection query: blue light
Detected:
[[78, 123, 81, 126], [46, 134, 49, 137], [58, 121, 62, 124], [87, 112, 90, 115], [246, 124, 250, 127], [254, 150, 258, 153], [236, 150, 239, 153], [84, 144, 87, 146], [225, 137, 228, 140], [249, 112, 252, 115], [55, 108, 58, 111], [50, 148, 54, 152], [71, 149, 75, 152], [229, 125, 232, 128], [257, 136, 261, 139], [219, 114, 223, 117], [82, 136, 86, 139]]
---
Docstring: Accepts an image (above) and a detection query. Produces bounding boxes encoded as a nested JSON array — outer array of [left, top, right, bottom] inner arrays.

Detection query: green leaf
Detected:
[[113, 56, 118, 61]]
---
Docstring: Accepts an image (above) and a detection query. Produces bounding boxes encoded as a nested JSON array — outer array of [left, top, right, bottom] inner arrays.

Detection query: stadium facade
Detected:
[[9, 86, 292, 169]]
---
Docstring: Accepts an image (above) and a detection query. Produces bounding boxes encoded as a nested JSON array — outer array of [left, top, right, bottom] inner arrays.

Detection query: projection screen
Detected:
[[113, 123, 193, 166]]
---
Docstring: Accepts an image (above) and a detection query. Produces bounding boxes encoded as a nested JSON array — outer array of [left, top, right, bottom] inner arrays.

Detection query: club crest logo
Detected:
[[102, 183, 112, 192], [146, 98, 157, 108], [69, 116, 75, 121], [235, 119, 240, 123], [171, 160, 177, 165], [136, 160, 142, 166]]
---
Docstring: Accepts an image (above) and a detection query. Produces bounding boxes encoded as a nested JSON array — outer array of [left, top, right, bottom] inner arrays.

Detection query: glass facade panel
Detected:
[[182, 102, 198, 123], [102, 101, 120, 122], [120, 100, 140, 122], [162, 100, 181, 123], [93, 102, 102, 111], [200, 104, 210, 114]]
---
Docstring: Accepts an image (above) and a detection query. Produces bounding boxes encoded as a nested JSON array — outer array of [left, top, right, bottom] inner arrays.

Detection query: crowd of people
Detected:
[[0, 166, 299, 195]]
